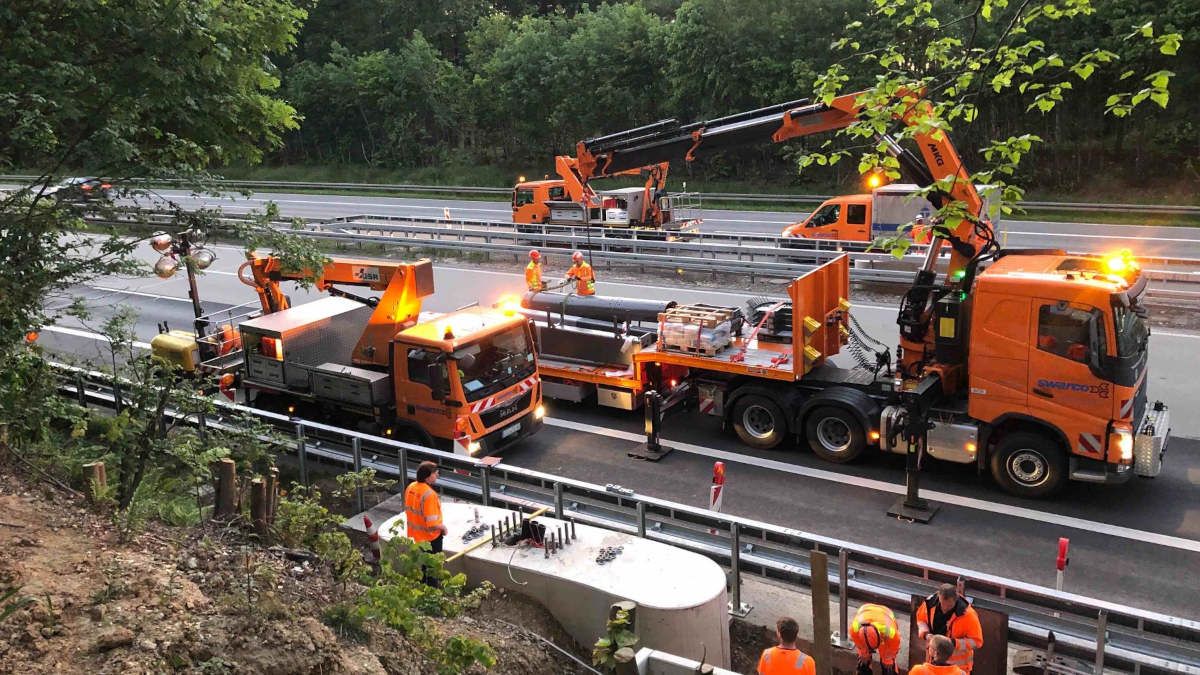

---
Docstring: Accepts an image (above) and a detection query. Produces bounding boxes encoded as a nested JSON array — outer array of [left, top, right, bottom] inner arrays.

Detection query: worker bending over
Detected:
[[757, 617, 815, 675], [910, 635, 965, 675], [525, 249, 544, 291], [565, 251, 595, 295], [916, 584, 983, 673], [850, 603, 900, 675]]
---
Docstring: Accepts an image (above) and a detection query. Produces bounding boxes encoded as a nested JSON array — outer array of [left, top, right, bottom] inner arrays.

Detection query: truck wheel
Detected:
[[804, 407, 866, 463], [990, 433, 1066, 498], [732, 394, 788, 449]]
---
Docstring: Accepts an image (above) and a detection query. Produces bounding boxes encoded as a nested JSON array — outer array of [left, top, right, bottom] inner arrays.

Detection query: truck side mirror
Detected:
[[427, 363, 447, 400]]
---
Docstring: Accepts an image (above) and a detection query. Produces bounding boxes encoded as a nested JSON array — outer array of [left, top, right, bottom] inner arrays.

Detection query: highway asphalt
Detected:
[[139, 189, 1200, 260], [35, 245, 1200, 618]]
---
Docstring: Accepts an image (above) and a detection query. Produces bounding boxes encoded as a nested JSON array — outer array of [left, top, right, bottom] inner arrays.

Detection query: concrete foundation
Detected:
[[375, 502, 731, 668]]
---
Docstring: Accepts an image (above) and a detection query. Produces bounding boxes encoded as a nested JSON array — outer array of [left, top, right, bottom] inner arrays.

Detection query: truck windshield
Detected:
[[452, 325, 536, 402], [514, 189, 534, 207], [1114, 305, 1148, 358], [807, 203, 840, 227]]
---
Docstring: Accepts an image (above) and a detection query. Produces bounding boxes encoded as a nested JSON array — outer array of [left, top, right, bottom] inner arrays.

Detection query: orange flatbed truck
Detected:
[[156, 256, 545, 456], [518, 91, 1169, 498]]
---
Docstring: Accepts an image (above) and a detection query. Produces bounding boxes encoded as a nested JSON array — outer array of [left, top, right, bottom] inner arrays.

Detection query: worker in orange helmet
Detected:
[[909, 635, 965, 675], [850, 603, 901, 675], [565, 251, 595, 296], [916, 584, 984, 673], [525, 249, 544, 292], [757, 617, 815, 675]]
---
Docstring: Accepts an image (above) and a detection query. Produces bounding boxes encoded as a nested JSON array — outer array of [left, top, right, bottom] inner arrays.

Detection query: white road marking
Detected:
[[41, 325, 153, 350], [214, 197, 511, 215], [89, 286, 197, 303], [546, 417, 1200, 554], [1005, 230, 1200, 243]]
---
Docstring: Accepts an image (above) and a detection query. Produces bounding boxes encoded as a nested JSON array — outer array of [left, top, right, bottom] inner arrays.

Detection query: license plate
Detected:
[[501, 423, 520, 439]]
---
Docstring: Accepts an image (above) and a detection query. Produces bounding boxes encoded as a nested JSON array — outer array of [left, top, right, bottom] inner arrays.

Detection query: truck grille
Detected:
[[480, 390, 531, 429]]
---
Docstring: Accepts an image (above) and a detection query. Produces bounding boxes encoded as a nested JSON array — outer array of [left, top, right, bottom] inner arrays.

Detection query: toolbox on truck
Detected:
[[312, 363, 393, 408], [239, 297, 373, 391]]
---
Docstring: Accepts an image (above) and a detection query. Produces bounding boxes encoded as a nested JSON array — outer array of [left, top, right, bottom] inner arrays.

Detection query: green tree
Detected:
[[0, 0, 308, 355]]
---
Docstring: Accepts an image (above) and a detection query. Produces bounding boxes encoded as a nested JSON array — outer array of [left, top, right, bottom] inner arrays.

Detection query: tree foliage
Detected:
[[268, 0, 1194, 192]]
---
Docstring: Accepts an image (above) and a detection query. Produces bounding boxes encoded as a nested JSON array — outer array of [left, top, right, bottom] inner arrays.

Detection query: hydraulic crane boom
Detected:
[[575, 90, 999, 394], [238, 253, 433, 369]]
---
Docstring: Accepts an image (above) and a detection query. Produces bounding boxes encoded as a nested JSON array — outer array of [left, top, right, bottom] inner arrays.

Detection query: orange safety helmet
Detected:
[[529, 249, 541, 261], [572, 251, 584, 263]]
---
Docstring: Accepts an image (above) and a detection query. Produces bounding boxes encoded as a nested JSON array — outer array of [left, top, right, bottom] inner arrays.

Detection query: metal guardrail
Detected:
[[50, 362, 1200, 673], [5, 174, 1198, 216]]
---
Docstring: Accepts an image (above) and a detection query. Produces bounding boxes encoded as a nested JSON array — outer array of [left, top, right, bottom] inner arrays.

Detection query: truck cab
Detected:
[[965, 251, 1165, 494], [513, 179, 568, 224]]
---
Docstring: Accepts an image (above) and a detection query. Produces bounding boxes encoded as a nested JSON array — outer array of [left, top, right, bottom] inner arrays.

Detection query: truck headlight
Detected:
[[468, 441, 481, 455], [534, 404, 546, 420], [1110, 428, 1134, 463]]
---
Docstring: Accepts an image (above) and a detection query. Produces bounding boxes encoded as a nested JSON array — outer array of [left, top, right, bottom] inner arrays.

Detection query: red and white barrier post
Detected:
[[708, 462, 725, 534], [1056, 537, 1070, 592], [363, 514, 381, 565]]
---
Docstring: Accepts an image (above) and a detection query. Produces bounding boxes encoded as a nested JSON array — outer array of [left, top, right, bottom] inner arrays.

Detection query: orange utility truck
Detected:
[[157, 255, 545, 455], [513, 153, 700, 236], [518, 92, 1168, 497]]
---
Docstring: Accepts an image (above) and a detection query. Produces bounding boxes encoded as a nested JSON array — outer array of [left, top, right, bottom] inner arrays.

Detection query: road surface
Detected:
[[35, 245, 1200, 618]]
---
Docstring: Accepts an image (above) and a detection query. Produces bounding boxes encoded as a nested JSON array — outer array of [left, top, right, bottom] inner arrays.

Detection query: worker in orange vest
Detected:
[[757, 617, 815, 675], [849, 603, 901, 675], [525, 249, 544, 291], [405, 461, 446, 552], [916, 584, 984, 673], [565, 251, 595, 295], [910, 635, 965, 675]]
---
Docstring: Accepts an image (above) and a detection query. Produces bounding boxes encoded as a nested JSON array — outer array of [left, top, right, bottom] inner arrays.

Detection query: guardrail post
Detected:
[[75, 373, 87, 407], [295, 422, 308, 486], [351, 437, 365, 513], [728, 522, 752, 617], [1094, 609, 1108, 673], [554, 482, 564, 519], [398, 446, 409, 486], [480, 464, 492, 507], [835, 548, 851, 648], [811, 550, 833, 675], [197, 411, 207, 442], [636, 501, 646, 538]]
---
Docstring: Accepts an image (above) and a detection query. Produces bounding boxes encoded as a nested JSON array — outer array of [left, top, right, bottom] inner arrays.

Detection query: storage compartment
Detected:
[[543, 379, 595, 403], [312, 363, 393, 408], [597, 385, 639, 410], [238, 297, 373, 390]]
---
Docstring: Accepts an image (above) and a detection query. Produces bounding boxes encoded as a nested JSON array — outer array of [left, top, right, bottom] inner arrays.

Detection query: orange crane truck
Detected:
[[517, 91, 1169, 498], [513, 152, 700, 236], [156, 255, 545, 455]]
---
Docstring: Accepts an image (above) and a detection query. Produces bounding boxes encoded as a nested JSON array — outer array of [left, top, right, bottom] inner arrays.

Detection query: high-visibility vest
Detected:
[[757, 646, 815, 675], [850, 603, 900, 665], [525, 261, 543, 291], [909, 663, 966, 675], [916, 594, 984, 672], [567, 262, 595, 295], [404, 481, 442, 543]]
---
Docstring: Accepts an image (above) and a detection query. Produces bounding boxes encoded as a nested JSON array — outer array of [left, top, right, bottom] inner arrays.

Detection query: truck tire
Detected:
[[732, 394, 788, 450], [990, 432, 1066, 498], [804, 406, 866, 463]]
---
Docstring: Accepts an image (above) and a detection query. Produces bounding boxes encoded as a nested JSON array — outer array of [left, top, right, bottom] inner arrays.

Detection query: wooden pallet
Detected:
[[661, 341, 723, 357], [660, 303, 737, 328]]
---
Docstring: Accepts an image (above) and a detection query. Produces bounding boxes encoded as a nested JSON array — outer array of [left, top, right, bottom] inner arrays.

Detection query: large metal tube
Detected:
[[522, 291, 678, 324]]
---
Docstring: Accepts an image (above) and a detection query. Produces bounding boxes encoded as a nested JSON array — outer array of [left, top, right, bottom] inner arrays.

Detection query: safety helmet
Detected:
[[859, 624, 882, 650], [572, 251, 584, 263], [529, 249, 541, 261]]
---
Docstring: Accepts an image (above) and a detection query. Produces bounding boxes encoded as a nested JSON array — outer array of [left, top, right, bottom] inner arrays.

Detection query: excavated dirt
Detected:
[[0, 465, 592, 674]]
